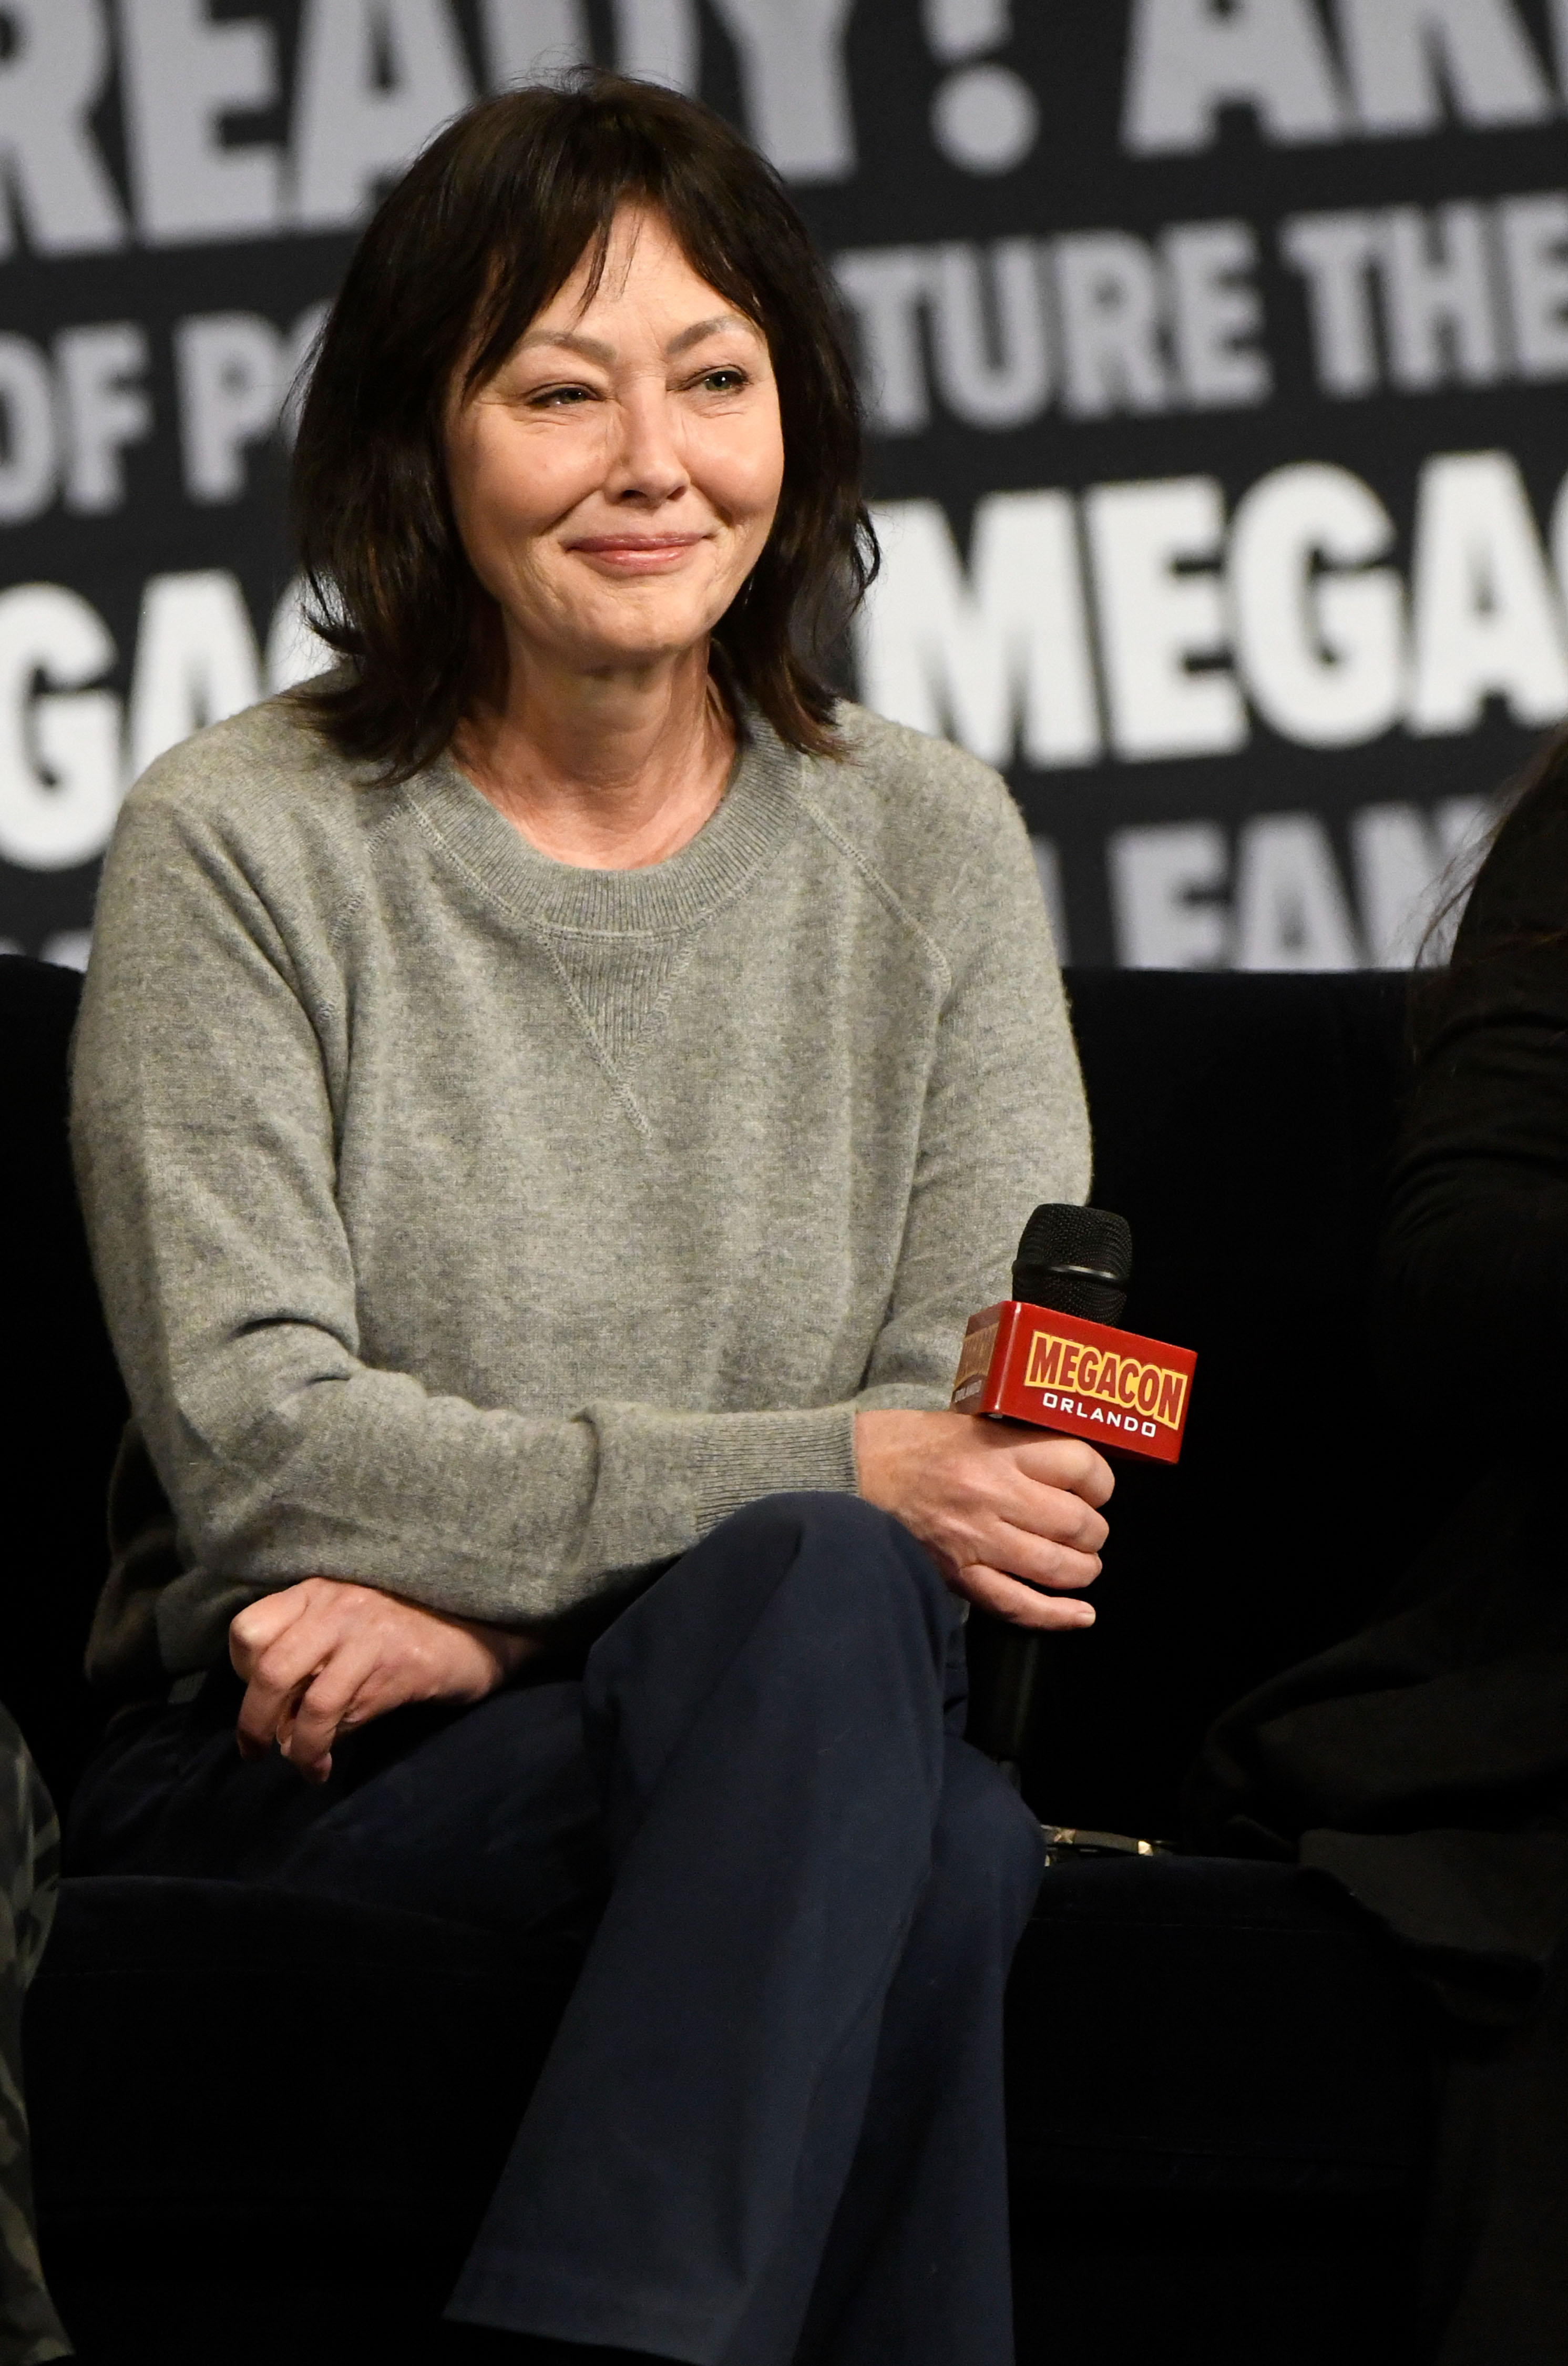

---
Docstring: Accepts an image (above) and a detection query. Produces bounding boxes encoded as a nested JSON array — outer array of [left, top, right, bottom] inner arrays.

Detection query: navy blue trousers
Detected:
[[68, 1494, 1045, 2366]]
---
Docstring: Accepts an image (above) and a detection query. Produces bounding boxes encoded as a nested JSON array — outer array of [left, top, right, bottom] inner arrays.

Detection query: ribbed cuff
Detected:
[[689, 1404, 860, 1534]]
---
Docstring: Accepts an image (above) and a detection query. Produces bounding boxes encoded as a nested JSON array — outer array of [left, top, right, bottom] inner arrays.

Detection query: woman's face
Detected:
[[445, 205, 786, 684]]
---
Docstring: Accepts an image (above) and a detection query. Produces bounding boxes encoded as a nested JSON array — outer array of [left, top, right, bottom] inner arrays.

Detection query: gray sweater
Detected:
[[71, 695, 1090, 1685]]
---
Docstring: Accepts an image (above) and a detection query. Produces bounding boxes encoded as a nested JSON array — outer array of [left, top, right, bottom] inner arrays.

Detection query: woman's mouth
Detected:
[[569, 535, 709, 573]]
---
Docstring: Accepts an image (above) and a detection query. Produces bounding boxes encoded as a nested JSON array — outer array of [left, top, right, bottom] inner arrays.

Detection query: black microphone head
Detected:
[[1011, 1204, 1133, 1325]]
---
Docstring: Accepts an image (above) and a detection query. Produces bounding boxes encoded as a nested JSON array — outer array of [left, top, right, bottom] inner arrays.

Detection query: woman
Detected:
[[67, 73, 1108, 2366], [1190, 730, 1568, 2363]]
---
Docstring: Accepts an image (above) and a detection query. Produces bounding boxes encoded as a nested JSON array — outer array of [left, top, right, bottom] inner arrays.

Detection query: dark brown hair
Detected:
[[1408, 720, 1568, 1053], [290, 72, 877, 778]]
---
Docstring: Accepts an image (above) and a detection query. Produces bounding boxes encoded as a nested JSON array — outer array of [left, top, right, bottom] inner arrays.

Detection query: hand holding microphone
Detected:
[[950, 1202, 1197, 1778], [854, 1204, 1146, 1631], [854, 1410, 1113, 1629], [857, 1205, 1196, 1634]]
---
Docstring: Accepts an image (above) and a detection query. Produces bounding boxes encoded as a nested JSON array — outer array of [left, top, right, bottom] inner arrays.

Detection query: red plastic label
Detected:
[[949, 1302, 1197, 1465]]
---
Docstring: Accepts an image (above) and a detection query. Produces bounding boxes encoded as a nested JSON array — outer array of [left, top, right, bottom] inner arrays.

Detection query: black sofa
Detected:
[[2, 952, 1438, 2365]]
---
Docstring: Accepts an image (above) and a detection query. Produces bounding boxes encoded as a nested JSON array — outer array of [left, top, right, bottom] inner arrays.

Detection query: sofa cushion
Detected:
[[1007, 1855, 1428, 2199], [26, 1874, 579, 2290], [31, 1853, 1428, 2270]]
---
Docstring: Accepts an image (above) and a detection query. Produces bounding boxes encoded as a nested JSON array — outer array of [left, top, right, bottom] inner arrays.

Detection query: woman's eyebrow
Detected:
[[515, 314, 757, 366], [517, 327, 616, 363], [666, 313, 761, 355]]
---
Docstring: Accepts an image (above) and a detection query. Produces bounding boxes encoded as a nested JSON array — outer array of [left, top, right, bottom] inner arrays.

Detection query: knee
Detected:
[[723, 1488, 897, 1552], [722, 1491, 955, 1638]]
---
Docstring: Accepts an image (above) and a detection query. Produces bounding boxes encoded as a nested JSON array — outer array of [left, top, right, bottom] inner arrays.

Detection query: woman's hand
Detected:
[[854, 1410, 1113, 1629], [228, 1578, 539, 1785]]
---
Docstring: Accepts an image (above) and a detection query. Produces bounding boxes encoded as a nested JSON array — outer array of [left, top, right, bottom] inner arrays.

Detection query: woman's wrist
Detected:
[[464, 1619, 539, 1686], [441, 1608, 539, 1689], [854, 1408, 955, 1516]]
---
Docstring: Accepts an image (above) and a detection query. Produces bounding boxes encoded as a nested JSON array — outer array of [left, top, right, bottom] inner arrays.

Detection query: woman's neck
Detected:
[[453, 640, 737, 872]]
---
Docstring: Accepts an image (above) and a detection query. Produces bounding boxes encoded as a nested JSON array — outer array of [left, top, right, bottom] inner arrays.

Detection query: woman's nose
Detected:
[[604, 388, 690, 505]]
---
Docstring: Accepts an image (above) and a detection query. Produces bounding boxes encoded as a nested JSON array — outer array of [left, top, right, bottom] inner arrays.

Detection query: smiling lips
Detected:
[[569, 533, 710, 572]]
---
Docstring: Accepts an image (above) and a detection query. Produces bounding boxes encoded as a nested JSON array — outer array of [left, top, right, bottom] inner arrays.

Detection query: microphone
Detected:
[[951, 1204, 1195, 1464], [952, 1204, 1197, 1780]]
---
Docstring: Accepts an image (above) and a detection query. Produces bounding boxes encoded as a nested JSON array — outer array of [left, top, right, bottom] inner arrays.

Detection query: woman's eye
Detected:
[[529, 384, 595, 408], [696, 368, 747, 393]]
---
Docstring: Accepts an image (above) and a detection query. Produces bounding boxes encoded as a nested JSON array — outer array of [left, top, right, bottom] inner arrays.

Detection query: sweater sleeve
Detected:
[[73, 750, 1084, 1675], [848, 779, 1090, 1413]]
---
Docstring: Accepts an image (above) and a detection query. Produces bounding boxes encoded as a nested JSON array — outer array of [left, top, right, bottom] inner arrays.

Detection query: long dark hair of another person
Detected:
[[1412, 721, 1568, 1051], [1381, 720, 1568, 1496]]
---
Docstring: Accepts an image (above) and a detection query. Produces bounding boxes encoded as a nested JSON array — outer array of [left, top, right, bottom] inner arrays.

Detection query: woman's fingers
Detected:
[[950, 1563, 1096, 1629], [964, 1505, 1101, 1597], [237, 1681, 312, 1763], [276, 1656, 376, 1782], [228, 1580, 532, 1783], [992, 1524, 1102, 1593], [1009, 1433, 1116, 1510], [992, 1467, 1110, 1557], [234, 1633, 333, 1759], [931, 1472, 1106, 1591], [228, 1580, 316, 1678], [232, 1585, 352, 1759]]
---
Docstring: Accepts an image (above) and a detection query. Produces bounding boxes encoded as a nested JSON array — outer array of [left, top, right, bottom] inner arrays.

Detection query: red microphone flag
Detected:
[[950, 1301, 1197, 1465]]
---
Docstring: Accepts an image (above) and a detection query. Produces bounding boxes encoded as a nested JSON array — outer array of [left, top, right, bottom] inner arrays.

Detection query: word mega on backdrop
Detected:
[[2, 0, 1567, 970]]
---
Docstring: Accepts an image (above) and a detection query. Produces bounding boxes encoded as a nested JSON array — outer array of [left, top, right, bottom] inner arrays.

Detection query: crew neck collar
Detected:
[[402, 707, 806, 936]]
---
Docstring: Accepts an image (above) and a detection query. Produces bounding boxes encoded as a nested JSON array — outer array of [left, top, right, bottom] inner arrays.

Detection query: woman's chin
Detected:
[[542, 607, 740, 680], [519, 563, 746, 665]]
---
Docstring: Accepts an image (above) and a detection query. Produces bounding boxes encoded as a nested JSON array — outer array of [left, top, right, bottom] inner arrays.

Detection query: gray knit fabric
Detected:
[[71, 694, 1089, 1684]]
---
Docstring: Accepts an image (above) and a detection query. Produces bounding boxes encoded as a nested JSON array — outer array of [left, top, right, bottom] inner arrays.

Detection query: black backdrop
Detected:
[[3, 0, 1567, 970]]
